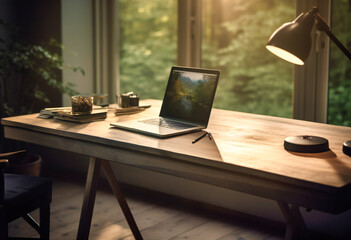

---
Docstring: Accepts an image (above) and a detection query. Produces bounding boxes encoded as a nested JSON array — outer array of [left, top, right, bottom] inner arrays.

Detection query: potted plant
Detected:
[[0, 19, 84, 175], [0, 19, 84, 117]]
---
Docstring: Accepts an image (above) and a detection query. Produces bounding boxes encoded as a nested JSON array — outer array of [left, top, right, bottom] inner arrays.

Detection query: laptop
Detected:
[[110, 66, 220, 138]]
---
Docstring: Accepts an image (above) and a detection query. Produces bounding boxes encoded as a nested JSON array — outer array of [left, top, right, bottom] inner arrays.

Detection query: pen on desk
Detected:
[[208, 132, 212, 140], [192, 132, 207, 144]]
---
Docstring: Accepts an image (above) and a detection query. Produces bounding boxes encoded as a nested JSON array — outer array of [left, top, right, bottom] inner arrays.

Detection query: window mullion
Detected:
[[93, 0, 118, 104], [177, 0, 202, 67], [293, 0, 330, 123]]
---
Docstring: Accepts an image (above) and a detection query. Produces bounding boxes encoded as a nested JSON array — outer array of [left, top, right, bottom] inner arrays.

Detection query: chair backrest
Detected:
[[0, 150, 27, 203], [0, 150, 28, 164]]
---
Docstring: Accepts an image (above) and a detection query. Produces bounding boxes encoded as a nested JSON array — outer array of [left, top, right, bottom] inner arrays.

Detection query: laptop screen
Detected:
[[160, 66, 220, 127]]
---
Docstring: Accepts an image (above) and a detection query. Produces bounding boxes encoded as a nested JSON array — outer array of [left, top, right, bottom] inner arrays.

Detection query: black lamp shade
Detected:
[[266, 12, 315, 65]]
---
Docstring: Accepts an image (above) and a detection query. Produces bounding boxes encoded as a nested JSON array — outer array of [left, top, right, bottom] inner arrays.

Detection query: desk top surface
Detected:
[[3, 99, 351, 192]]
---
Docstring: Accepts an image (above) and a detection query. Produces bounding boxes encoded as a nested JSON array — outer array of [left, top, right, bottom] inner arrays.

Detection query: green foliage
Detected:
[[328, 1, 351, 126], [202, 0, 294, 117], [118, 0, 294, 118], [119, 0, 177, 99], [0, 20, 84, 117]]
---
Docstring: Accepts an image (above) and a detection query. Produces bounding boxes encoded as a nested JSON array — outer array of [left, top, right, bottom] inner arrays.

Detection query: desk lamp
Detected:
[[266, 7, 351, 154]]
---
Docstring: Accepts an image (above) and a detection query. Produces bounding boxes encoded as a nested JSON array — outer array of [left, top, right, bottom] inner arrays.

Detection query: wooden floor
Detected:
[[7, 167, 286, 240]]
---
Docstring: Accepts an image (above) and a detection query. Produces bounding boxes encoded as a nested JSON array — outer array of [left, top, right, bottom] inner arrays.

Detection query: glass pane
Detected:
[[202, 0, 295, 118], [118, 0, 177, 100], [328, 0, 351, 126]]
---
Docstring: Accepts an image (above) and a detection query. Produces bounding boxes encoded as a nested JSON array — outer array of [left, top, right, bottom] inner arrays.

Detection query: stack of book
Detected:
[[38, 107, 71, 119], [53, 109, 107, 123], [38, 107, 107, 123]]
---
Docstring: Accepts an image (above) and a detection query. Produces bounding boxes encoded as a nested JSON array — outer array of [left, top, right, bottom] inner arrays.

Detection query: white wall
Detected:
[[61, 0, 94, 106]]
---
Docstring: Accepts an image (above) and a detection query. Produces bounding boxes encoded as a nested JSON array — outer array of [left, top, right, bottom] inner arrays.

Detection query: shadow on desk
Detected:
[[289, 150, 351, 185]]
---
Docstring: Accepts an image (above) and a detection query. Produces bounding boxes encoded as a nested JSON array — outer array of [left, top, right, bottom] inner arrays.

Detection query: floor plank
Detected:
[[125, 213, 211, 240], [8, 167, 285, 240], [169, 219, 237, 240]]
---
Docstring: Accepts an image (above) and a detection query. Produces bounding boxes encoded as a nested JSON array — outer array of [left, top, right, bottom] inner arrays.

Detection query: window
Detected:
[[118, 0, 177, 100], [112, 0, 338, 122], [201, 0, 295, 117], [328, 0, 351, 126]]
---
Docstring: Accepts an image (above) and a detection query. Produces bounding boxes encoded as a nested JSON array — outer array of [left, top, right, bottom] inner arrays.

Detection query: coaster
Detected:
[[284, 135, 329, 153]]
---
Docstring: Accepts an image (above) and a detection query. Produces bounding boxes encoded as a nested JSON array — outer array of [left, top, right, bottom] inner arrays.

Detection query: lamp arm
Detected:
[[311, 9, 351, 61]]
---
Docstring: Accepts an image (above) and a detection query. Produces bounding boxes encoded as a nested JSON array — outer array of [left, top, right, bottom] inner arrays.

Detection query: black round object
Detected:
[[343, 140, 351, 157], [284, 135, 329, 153]]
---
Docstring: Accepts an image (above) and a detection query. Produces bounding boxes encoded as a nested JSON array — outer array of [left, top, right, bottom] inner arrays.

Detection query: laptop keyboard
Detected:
[[139, 118, 195, 130]]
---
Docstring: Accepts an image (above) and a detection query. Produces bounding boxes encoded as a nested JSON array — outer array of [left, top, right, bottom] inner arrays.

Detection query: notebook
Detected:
[[110, 66, 220, 138]]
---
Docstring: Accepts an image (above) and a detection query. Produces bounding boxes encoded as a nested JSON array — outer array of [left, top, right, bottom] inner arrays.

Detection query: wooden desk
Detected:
[[2, 99, 351, 239]]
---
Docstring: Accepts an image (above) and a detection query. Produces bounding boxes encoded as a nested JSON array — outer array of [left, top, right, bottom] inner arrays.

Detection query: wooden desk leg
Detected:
[[101, 159, 143, 240], [277, 201, 309, 240], [77, 157, 102, 240]]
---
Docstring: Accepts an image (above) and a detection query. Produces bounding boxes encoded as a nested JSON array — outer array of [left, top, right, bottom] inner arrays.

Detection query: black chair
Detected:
[[0, 150, 52, 240]]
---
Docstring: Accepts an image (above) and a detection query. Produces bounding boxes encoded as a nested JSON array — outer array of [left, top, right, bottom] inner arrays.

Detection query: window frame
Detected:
[[93, 0, 119, 104], [177, 0, 202, 67], [293, 0, 330, 123], [107, 0, 331, 122], [179, 0, 331, 122]]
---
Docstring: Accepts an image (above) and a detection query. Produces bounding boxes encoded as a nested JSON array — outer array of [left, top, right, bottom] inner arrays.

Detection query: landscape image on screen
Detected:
[[161, 70, 218, 124]]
